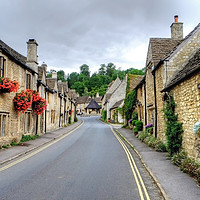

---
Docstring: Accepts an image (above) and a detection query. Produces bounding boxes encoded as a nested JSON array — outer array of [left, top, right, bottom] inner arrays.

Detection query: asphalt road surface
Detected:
[[0, 116, 163, 200]]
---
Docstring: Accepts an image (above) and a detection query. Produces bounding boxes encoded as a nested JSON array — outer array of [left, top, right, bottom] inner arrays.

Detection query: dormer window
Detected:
[[0, 56, 6, 77]]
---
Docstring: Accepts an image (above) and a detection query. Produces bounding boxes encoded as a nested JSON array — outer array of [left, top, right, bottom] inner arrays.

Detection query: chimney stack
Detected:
[[170, 15, 183, 40], [26, 39, 38, 73], [52, 71, 57, 79]]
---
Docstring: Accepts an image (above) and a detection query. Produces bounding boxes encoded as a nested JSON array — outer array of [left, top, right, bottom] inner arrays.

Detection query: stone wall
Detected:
[[154, 65, 166, 141], [169, 72, 200, 161], [0, 52, 36, 145]]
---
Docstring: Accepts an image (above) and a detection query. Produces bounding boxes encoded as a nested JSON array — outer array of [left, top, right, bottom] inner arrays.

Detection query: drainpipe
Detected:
[[144, 79, 147, 125], [152, 70, 157, 138], [36, 80, 39, 135], [45, 88, 47, 133]]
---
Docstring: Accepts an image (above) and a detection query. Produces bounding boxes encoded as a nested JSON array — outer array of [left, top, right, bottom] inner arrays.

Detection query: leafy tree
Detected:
[[98, 64, 106, 75], [57, 70, 66, 82], [80, 64, 90, 77], [106, 63, 116, 77], [71, 81, 85, 96], [67, 72, 79, 88]]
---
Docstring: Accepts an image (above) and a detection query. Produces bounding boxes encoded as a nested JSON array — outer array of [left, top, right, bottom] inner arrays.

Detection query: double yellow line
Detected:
[[0, 121, 84, 172], [110, 126, 150, 200]]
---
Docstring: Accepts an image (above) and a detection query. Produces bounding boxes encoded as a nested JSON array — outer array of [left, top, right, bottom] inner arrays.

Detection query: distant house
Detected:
[[85, 99, 101, 115]]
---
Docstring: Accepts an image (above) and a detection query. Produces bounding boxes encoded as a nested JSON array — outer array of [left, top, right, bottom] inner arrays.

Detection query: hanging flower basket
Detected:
[[32, 97, 47, 115], [13, 90, 33, 113], [0, 77, 19, 93]]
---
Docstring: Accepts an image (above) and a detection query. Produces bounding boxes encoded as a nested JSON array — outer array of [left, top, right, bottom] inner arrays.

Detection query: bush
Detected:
[[102, 110, 107, 122], [135, 121, 143, 131], [74, 116, 78, 122], [155, 140, 167, 152], [133, 127, 138, 134], [68, 116, 71, 124], [132, 111, 138, 120], [171, 151, 200, 185], [20, 134, 39, 142], [137, 131, 149, 142], [132, 120, 138, 126]]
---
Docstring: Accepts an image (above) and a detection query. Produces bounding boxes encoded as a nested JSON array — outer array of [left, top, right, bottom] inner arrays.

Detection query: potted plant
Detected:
[[13, 90, 32, 113], [32, 96, 47, 115], [0, 77, 19, 93]]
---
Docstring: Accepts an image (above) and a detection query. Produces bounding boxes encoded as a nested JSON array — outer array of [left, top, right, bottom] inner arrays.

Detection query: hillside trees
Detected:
[[48, 63, 144, 97]]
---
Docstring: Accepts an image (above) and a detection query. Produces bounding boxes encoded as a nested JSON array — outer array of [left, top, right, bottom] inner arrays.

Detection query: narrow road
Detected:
[[0, 116, 162, 200]]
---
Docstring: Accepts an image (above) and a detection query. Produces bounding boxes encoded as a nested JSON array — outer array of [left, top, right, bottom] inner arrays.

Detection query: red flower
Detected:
[[0, 77, 19, 93]]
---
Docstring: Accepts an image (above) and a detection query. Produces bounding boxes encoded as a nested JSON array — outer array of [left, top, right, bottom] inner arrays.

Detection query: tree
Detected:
[[67, 72, 79, 88], [57, 70, 66, 82], [80, 64, 90, 77], [106, 63, 116, 77], [98, 64, 106, 75]]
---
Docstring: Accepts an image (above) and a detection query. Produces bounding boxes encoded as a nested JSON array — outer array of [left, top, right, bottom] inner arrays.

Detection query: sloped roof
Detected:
[[86, 99, 101, 109], [129, 74, 144, 91], [76, 96, 91, 104], [94, 96, 102, 103], [162, 47, 200, 92], [110, 99, 124, 110], [46, 78, 57, 90], [149, 38, 181, 67]]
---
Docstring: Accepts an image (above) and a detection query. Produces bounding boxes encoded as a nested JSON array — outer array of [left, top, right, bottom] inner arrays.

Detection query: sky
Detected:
[[1, 0, 200, 75]]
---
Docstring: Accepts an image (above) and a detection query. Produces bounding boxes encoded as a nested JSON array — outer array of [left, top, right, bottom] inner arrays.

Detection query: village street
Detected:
[[0, 116, 162, 200]]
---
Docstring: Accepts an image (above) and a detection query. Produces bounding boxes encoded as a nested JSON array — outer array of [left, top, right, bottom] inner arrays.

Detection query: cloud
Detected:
[[0, 0, 200, 75]]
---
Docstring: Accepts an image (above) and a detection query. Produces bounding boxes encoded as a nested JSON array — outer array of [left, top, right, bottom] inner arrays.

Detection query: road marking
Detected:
[[110, 125, 151, 200], [0, 121, 84, 172]]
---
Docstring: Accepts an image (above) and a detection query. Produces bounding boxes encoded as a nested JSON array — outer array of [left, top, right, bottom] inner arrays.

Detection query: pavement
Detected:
[[1, 118, 200, 200], [112, 125, 200, 200]]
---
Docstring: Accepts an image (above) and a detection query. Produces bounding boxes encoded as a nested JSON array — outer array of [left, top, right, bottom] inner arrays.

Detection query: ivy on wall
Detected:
[[163, 93, 183, 156], [124, 89, 137, 122]]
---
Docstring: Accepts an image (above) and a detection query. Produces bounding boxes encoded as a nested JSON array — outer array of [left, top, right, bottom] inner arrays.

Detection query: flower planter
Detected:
[[0, 77, 19, 93]]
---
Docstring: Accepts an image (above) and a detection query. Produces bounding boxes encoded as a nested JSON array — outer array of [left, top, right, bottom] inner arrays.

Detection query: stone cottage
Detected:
[[0, 39, 38, 145], [134, 16, 200, 161]]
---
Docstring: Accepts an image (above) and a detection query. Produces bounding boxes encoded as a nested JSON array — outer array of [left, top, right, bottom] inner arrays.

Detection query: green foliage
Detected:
[[132, 120, 138, 126], [2, 144, 10, 149], [20, 134, 39, 142], [163, 94, 183, 156], [124, 89, 137, 122], [68, 116, 71, 124], [135, 121, 143, 131], [74, 116, 78, 122], [172, 151, 200, 185], [102, 110, 107, 122], [80, 64, 90, 77], [132, 111, 138, 121], [57, 70, 66, 82], [133, 127, 138, 133], [66, 63, 144, 96], [11, 142, 18, 146], [137, 131, 167, 152]]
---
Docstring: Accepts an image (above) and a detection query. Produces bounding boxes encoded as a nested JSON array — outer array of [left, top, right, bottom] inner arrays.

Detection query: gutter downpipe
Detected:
[[152, 69, 157, 138], [36, 81, 39, 135], [144, 78, 147, 125]]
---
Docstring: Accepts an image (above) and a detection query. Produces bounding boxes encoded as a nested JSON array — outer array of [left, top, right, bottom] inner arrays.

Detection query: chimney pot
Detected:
[[174, 15, 178, 23]]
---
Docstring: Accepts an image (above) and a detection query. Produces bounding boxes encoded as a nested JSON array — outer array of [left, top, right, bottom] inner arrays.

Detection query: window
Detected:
[[26, 74, 31, 89], [24, 112, 31, 134], [0, 114, 7, 136], [0, 56, 6, 77]]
